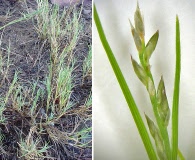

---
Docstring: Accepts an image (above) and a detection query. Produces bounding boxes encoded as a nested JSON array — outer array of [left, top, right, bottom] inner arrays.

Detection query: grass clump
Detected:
[[35, 0, 83, 124], [71, 93, 92, 148], [18, 127, 50, 159], [0, 0, 91, 159], [45, 62, 75, 123]]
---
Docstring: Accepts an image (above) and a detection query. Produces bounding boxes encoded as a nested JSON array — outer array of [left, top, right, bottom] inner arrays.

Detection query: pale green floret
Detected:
[[131, 56, 148, 86], [134, 3, 145, 41], [143, 30, 159, 65], [129, 20, 142, 53], [145, 114, 167, 160], [147, 78, 156, 98], [157, 77, 170, 127]]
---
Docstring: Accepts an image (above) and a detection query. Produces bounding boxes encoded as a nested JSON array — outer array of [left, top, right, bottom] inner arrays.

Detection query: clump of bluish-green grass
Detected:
[[0, 0, 91, 159], [82, 45, 92, 85], [94, 2, 184, 160], [18, 126, 50, 159], [69, 93, 92, 148], [0, 44, 15, 125], [35, 0, 83, 123]]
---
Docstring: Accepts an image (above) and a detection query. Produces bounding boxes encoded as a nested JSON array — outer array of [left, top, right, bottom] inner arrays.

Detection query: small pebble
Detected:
[[50, 0, 91, 7], [83, 9, 91, 15], [50, 0, 80, 6]]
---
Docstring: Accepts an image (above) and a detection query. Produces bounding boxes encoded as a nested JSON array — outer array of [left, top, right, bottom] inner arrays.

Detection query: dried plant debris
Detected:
[[0, 0, 91, 159]]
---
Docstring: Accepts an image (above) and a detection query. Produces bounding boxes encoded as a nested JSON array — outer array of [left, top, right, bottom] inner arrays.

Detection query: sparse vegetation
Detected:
[[0, 0, 91, 159]]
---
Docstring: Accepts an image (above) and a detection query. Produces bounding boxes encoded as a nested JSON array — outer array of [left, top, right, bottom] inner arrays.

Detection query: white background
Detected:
[[93, 0, 195, 159]]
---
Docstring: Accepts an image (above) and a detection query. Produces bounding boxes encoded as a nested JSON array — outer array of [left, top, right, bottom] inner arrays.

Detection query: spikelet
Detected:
[[134, 3, 145, 41], [131, 56, 148, 86], [130, 21, 142, 53], [157, 77, 170, 127], [147, 78, 156, 98], [143, 30, 159, 65], [145, 114, 167, 160]]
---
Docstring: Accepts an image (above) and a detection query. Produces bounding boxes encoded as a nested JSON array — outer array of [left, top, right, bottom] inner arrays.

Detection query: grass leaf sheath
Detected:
[[94, 4, 157, 160], [172, 15, 181, 160]]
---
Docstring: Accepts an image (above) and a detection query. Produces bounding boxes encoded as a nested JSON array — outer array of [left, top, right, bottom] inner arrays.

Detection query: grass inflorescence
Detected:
[[94, 2, 184, 160]]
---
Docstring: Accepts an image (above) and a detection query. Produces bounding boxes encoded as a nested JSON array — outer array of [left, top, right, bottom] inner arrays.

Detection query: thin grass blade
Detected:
[[172, 15, 181, 160]]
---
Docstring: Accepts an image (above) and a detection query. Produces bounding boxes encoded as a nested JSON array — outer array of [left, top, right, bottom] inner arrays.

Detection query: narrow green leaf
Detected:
[[172, 15, 181, 160], [134, 3, 145, 40], [131, 56, 148, 86], [157, 77, 170, 127], [145, 114, 167, 160], [94, 4, 158, 160], [144, 30, 159, 64]]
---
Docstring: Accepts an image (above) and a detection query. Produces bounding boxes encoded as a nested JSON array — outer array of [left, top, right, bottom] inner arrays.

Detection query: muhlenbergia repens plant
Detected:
[[94, 2, 185, 160]]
